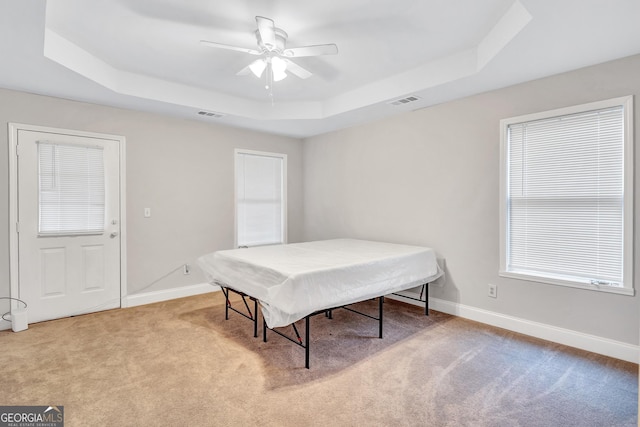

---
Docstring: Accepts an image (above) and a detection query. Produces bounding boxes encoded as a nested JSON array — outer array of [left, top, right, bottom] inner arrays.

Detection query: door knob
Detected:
[[110, 232, 119, 238]]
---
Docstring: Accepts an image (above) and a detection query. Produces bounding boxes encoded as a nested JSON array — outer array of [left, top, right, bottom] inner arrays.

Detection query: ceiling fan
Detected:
[[200, 16, 338, 89]]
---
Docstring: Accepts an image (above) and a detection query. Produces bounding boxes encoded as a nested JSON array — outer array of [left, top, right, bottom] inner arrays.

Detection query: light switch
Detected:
[[144, 208, 151, 218]]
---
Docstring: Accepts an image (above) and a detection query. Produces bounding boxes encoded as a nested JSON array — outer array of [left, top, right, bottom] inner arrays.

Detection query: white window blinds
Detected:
[[504, 103, 629, 289], [235, 150, 286, 247], [38, 141, 105, 235]]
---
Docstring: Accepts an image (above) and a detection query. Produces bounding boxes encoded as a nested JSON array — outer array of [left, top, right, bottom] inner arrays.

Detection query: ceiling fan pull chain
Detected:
[[265, 59, 273, 90], [265, 61, 276, 105]]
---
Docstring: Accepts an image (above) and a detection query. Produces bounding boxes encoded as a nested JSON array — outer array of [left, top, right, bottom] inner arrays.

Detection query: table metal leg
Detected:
[[263, 317, 267, 342], [253, 298, 258, 337], [305, 315, 310, 369], [379, 296, 384, 338], [425, 284, 429, 316]]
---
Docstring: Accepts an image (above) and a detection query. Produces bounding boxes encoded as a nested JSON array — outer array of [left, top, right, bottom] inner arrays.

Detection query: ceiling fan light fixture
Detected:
[[249, 59, 267, 78], [271, 56, 288, 81], [273, 69, 287, 82]]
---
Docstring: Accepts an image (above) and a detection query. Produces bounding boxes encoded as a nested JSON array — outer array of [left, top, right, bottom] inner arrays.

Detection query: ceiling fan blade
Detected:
[[256, 16, 276, 51], [284, 59, 313, 79], [200, 40, 261, 55], [283, 44, 338, 58]]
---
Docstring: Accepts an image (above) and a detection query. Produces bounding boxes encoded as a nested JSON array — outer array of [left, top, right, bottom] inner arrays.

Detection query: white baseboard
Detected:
[[388, 293, 639, 364], [124, 283, 219, 308], [0, 284, 220, 331]]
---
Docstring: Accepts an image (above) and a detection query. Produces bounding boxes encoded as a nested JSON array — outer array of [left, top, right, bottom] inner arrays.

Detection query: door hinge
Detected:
[[16, 222, 19, 233]]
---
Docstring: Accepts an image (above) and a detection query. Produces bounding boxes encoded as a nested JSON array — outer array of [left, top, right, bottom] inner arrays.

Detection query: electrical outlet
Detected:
[[488, 284, 497, 298], [183, 264, 191, 275]]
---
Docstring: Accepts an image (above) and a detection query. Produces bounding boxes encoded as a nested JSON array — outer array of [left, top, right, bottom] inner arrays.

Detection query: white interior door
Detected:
[[16, 128, 122, 323]]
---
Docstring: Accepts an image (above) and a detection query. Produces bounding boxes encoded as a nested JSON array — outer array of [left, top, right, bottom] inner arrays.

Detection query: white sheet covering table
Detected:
[[197, 239, 442, 328]]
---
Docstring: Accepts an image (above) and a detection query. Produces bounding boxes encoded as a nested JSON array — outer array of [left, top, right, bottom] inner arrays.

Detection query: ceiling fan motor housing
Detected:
[[255, 28, 288, 53]]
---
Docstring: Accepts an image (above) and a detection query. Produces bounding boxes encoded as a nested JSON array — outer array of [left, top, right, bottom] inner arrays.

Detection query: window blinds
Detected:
[[38, 141, 105, 235], [506, 106, 624, 286], [236, 152, 284, 247]]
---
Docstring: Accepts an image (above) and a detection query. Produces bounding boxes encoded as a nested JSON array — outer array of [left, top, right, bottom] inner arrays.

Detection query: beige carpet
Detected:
[[1, 292, 637, 426]]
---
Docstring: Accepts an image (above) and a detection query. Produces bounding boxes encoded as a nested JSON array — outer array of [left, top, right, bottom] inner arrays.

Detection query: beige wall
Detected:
[[303, 54, 640, 345], [0, 89, 303, 324]]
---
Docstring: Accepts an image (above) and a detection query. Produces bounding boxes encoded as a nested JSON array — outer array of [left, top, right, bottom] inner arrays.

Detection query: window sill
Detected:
[[498, 271, 635, 296]]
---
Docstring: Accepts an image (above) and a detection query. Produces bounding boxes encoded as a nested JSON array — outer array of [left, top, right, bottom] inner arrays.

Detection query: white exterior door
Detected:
[[15, 127, 122, 323]]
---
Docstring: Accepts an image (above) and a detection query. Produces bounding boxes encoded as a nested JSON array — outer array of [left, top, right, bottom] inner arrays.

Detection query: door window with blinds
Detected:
[[38, 141, 106, 236], [235, 149, 287, 247], [499, 96, 634, 295]]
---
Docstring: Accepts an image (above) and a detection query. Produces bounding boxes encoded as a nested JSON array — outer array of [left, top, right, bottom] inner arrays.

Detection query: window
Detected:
[[235, 149, 287, 247], [38, 141, 105, 235], [499, 96, 634, 295]]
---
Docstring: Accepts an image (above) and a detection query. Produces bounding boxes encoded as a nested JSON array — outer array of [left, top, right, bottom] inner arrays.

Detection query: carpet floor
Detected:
[[1, 292, 637, 426]]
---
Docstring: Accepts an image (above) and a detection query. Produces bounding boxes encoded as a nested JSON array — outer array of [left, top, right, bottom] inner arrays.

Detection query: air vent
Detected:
[[197, 110, 225, 118], [389, 95, 421, 106]]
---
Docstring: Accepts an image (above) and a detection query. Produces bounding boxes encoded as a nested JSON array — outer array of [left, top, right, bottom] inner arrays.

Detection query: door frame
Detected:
[[8, 123, 127, 314]]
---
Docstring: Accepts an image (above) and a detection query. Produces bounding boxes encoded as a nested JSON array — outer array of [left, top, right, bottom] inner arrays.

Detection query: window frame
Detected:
[[234, 148, 287, 248], [499, 96, 634, 295]]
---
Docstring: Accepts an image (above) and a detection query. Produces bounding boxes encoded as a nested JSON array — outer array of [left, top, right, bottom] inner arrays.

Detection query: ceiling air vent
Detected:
[[389, 95, 421, 106], [197, 110, 225, 118]]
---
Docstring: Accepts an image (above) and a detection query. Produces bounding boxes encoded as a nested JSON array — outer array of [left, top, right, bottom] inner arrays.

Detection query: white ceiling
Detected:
[[2, 0, 640, 138]]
